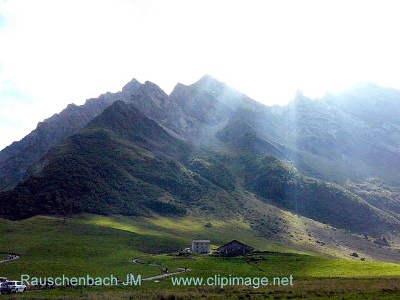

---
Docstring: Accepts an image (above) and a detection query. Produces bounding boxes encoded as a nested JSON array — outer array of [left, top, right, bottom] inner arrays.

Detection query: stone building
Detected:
[[191, 240, 210, 254]]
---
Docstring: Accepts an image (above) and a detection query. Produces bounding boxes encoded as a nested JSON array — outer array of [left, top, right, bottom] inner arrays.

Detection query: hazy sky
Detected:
[[1, 0, 400, 150]]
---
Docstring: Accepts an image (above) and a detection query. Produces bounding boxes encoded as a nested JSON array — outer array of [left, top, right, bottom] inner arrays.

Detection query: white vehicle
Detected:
[[5, 280, 26, 293]]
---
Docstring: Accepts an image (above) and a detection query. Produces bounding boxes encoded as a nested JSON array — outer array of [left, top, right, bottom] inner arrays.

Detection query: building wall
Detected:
[[192, 240, 210, 254]]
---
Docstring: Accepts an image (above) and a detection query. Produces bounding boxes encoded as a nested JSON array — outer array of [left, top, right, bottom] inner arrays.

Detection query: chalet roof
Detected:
[[192, 240, 210, 243], [217, 239, 254, 250]]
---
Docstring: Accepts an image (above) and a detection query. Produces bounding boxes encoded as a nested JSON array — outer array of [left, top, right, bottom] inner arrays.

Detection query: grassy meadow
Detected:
[[0, 215, 400, 299]]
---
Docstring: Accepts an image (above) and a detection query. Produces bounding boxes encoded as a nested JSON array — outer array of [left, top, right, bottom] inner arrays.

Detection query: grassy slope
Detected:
[[1, 215, 400, 299], [1, 216, 400, 279]]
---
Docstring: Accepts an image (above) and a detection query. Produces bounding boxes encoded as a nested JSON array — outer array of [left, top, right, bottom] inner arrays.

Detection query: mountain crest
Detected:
[[121, 78, 142, 95], [194, 74, 223, 88]]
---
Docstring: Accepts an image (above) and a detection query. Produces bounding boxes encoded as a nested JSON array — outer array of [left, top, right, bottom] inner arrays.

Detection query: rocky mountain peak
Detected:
[[143, 81, 169, 99], [194, 74, 224, 89], [121, 78, 142, 96]]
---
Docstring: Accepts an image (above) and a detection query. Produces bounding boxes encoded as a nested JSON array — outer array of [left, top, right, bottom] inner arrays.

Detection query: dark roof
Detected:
[[217, 239, 254, 250]]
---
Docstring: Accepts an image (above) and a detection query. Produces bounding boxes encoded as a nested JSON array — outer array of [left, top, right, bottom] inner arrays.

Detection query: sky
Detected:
[[1, 0, 400, 150]]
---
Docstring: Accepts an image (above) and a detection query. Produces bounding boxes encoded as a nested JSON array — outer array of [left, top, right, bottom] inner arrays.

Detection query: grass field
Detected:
[[0, 215, 400, 299]]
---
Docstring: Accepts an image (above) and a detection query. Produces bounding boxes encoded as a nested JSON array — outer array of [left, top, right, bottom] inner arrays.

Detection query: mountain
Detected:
[[323, 82, 400, 126], [169, 75, 264, 126], [0, 89, 121, 191], [215, 88, 400, 184], [0, 101, 197, 219], [0, 79, 194, 191], [0, 100, 398, 238], [1, 75, 400, 242]]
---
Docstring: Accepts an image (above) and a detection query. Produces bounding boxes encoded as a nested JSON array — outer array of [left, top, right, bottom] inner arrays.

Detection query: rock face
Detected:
[[169, 75, 263, 126], [374, 236, 391, 247], [121, 79, 195, 134]]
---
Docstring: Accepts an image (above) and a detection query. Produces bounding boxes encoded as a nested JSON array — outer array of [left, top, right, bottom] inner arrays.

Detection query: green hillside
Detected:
[[241, 155, 397, 235], [0, 102, 201, 219], [1, 215, 400, 299]]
